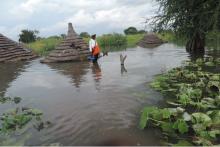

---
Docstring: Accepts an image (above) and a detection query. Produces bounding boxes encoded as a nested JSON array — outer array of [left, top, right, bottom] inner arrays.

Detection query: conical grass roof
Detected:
[[138, 33, 164, 48], [0, 34, 37, 62], [41, 23, 90, 63]]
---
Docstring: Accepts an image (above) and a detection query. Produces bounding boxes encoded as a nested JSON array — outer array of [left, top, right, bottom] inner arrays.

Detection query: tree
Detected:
[[60, 34, 66, 39], [19, 30, 39, 43], [124, 27, 138, 35], [153, 0, 220, 54], [138, 30, 146, 34], [80, 32, 90, 38]]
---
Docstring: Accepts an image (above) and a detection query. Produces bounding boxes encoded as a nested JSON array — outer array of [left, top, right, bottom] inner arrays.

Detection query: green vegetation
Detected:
[[80, 32, 90, 38], [140, 57, 220, 146], [19, 29, 39, 43], [28, 33, 144, 55], [0, 96, 50, 145], [157, 30, 220, 50], [126, 34, 145, 48], [91, 33, 144, 50], [157, 31, 185, 44], [124, 26, 146, 35], [26, 37, 63, 55], [206, 31, 220, 50], [154, 0, 220, 53], [124, 27, 139, 35], [97, 33, 127, 52]]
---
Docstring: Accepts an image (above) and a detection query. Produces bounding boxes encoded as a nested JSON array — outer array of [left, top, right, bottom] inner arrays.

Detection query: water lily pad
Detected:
[[0, 97, 11, 104], [24, 109, 43, 116], [173, 119, 189, 134], [192, 113, 212, 127], [205, 61, 215, 67], [161, 122, 174, 133], [196, 58, 204, 66], [208, 130, 220, 138], [207, 110, 220, 125], [210, 75, 220, 81], [139, 107, 157, 129]]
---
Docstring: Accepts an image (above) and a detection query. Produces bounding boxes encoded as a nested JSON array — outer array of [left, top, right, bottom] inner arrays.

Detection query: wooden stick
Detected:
[[120, 54, 127, 65]]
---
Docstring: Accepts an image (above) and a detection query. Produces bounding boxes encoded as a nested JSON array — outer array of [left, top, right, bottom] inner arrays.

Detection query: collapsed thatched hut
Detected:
[[0, 34, 37, 62], [138, 33, 164, 48], [41, 23, 90, 63]]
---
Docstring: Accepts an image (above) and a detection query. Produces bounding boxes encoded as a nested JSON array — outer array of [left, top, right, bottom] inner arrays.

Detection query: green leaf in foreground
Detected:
[[173, 119, 189, 134], [139, 107, 157, 129]]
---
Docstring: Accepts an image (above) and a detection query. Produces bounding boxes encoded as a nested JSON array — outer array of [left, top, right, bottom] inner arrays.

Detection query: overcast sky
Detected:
[[0, 0, 157, 41]]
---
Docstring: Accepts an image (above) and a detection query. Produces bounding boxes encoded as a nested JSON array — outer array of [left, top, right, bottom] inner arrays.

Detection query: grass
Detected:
[[26, 37, 63, 55], [126, 34, 145, 47], [97, 33, 127, 52], [157, 30, 220, 50], [84, 34, 140, 52], [206, 31, 220, 50], [157, 31, 186, 47], [27, 33, 145, 56]]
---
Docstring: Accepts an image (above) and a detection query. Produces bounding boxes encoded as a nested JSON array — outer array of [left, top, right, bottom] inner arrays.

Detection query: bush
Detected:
[[97, 33, 127, 51], [80, 32, 90, 38], [26, 37, 63, 55], [124, 27, 138, 35]]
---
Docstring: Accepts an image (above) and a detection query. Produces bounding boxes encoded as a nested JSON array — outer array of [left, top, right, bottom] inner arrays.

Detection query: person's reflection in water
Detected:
[[121, 64, 127, 75], [91, 63, 102, 91]]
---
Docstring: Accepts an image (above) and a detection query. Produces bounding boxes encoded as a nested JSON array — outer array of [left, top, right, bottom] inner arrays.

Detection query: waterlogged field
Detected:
[[0, 44, 190, 146]]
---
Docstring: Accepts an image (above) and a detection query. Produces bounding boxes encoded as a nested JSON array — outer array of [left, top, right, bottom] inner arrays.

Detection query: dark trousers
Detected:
[[93, 54, 99, 63]]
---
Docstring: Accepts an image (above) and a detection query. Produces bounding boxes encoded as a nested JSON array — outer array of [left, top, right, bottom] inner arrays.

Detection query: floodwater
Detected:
[[0, 44, 189, 146]]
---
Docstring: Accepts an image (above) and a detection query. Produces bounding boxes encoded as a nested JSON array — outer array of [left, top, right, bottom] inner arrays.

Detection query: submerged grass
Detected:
[[140, 56, 220, 146]]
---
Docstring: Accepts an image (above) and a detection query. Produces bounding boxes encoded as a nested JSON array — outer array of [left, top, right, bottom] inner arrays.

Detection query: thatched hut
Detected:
[[41, 23, 90, 63], [0, 34, 37, 62], [138, 33, 164, 48]]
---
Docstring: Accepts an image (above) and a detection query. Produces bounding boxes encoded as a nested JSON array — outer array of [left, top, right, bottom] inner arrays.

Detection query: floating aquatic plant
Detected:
[[0, 96, 52, 146], [141, 57, 220, 146]]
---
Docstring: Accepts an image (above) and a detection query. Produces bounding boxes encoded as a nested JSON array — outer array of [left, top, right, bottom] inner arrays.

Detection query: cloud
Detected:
[[0, 0, 157, 40], [10, 0, 44, 20], [0, 24, 29, 40]]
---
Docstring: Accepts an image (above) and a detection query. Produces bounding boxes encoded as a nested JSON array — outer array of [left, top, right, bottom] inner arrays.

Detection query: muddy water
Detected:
[[0, 44, 189, 145]]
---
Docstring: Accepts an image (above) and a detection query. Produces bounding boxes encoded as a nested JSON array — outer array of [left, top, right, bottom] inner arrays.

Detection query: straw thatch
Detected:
[[0, 34, 37, 62], [138, 33, 164, 48], [41, 23, 90, 63]]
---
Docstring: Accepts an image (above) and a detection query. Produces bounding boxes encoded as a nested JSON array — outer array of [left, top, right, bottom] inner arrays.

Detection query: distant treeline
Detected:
[[23, 26, 146, 55]]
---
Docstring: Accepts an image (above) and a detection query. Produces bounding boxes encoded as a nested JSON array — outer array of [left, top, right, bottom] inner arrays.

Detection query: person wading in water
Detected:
[[89, 34, 100, 63]]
